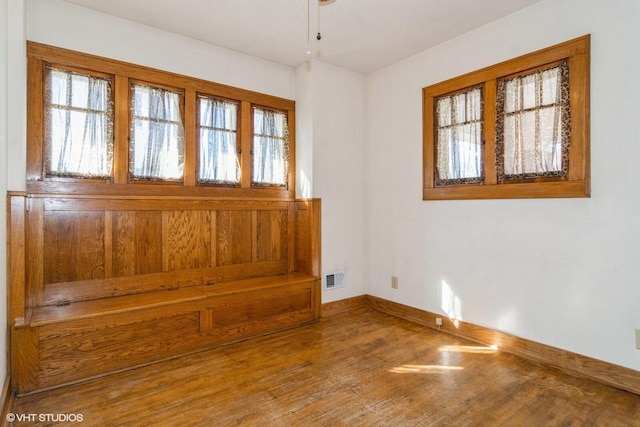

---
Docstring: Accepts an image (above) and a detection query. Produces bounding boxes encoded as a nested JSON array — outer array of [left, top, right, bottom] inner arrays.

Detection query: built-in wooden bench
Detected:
[[8, 194, 321, 395]]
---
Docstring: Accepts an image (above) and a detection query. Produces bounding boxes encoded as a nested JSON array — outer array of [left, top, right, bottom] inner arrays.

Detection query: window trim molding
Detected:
[[27, 41, 296, 200], [423, 35, 590, 200]]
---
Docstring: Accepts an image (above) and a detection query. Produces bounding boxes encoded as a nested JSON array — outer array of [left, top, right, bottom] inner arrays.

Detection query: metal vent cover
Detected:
[[324, 272, 345, 289]]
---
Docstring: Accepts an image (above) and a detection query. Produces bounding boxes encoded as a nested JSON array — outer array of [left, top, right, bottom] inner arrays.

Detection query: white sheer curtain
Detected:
[[252, 107, 289, 186], [198, 96, 240, 184], [497, 62, 570, 179], [435, 86, 483, 185], [45, 67, 113, 178], [130, 83, 184, 181]]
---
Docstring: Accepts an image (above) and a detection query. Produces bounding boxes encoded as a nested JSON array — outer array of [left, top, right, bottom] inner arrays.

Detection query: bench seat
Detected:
[[28, 273, 318, 327]]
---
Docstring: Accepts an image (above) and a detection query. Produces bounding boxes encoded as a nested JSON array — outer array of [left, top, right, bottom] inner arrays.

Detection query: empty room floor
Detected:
[[11, 305, 640, 426]]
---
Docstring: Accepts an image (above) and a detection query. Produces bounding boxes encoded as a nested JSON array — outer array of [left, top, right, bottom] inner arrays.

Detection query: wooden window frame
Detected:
[[41, 63, 115, 183], [27, 41, 296, 200], [423, 35, 590, 200], [128, 80, 186, 184], [196, 93, 241, 187], [251, 105, 291, 189]]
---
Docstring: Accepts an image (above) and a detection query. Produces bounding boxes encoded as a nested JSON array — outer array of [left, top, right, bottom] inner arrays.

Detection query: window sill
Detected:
[[423, 180, 590, 200]]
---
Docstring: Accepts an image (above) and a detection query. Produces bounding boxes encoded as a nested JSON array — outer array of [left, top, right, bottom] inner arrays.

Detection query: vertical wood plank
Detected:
[[294, 203, 310, 275], [162, 211, 211, 271], [217, 210, 252, 266], [294, 199, 322, 278], [12, 326, 39, 394], [422, 90, 435, 194], [26, 198, 44, 308], [309, 199, 322, 279], [287, 203, 295, 273], [135, 211, 163, 275], [8, 195, 27, 322], [210, 210, 217, 267], [26, 58, 43, 181], [112, 211, 136, 277], [286, 108, 296, 199], [240, 101, 252, 189], [104, 211, 113, 278], [184, 89, 197, 187], [74, 212, 105, 282], [483, 79, 497, 185], [252, 210, 259, 263], [568, 52, 589, 186], [113, 75, 130, 184]]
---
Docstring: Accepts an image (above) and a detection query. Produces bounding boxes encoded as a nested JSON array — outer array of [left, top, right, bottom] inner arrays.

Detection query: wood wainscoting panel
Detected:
[[216, 210, 252, 266], [367, 295, 640, 396], [37, 311, 202, 389], [255, 210, 289, 263], [111, 210, 164, 276], [162, 210, 212, 271], [9, 194, 322, 395], [43, 210, 106, 285]]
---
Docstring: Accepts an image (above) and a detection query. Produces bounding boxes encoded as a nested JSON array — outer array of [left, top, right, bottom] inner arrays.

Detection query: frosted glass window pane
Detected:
[[198, 96, 240, 184], [498, 62, 569, 179], [45, 67, 113, 178], [253, 108, 289, 187], [130, 84, 184, 181], [435, 86, 484, 185]]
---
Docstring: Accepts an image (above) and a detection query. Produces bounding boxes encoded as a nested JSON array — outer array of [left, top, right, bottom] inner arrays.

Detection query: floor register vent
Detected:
[[324, 272, 345, 290]]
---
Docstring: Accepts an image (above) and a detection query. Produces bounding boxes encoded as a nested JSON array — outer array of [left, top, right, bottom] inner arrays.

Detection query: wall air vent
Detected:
[[324, 272, 345, 290]]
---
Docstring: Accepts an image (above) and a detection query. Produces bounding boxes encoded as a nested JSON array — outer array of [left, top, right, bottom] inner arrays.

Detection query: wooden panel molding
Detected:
[[321, 296, 368, 318], [8, 193, 322, 395], [366, 295, 640, 396]]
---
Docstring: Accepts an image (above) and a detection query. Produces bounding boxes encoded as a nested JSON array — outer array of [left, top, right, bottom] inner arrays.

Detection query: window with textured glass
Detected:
[[497, 62, 570, 180], [252, 107, 289, 187], [435, 86, 484, 185], [422, 35, 589, 200], [198, 96, 240, 185], [130, 83, 184, 181], [45, 66, 113, 179]]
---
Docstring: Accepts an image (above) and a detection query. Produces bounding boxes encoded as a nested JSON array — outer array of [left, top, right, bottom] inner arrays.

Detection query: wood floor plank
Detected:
[[11, 306, 640, 426]]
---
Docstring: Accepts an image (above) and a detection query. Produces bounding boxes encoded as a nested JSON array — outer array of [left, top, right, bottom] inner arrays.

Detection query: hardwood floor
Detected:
[[11, 306, 640, 426]]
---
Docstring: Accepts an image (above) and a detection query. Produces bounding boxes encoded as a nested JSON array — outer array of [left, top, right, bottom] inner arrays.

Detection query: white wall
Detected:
[[1, 0, 26, 386], [297, 59, 367, 303], [0, 0, 9, 385], [366, 0, 640, 371], [26, 0, 295, 100]]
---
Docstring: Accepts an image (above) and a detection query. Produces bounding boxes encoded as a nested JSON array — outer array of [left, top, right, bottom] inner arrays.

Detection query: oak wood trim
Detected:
[[43, 260, 289, 305], [367, 295, 640, 396], [321, 295, 368, 318], [27, 42, 295, 110], [240, 101, 252, 189], [41, 197, 291, 211], [33, 273, 317, 327], [423, 35, 590, 200], [25, 198, 44, 308], [8, 195, 27, 323], [26, 181, 293, 199], [26, 58, 43, 181], [423, 180, 589, 200], [27, 41, 296, 199], [0, 376, 13, 427], [113, 75, 129, 184], [183, 89, 197, 187]]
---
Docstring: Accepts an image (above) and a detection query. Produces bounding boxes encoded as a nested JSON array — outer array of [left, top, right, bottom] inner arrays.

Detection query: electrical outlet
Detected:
[[391, 276, 398, 289], [636, 329, 640, 350], [436, 318, 443, 326]]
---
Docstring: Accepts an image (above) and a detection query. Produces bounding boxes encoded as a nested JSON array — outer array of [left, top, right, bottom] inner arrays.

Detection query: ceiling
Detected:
[[61, 0, 545, 74]]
